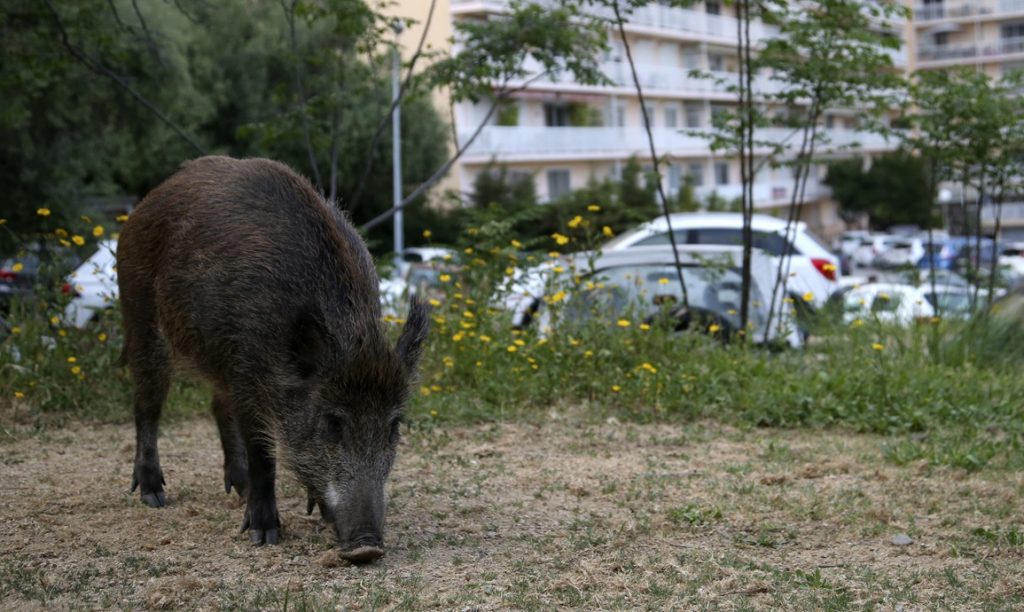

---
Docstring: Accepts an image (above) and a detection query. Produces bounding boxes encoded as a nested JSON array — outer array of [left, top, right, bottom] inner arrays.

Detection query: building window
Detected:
[[688, 163, 704, 187], [933, 31, 949, 46], [714, 161, 729, 186], [546, 169, 571, 200], [1002, 22, 1024, 39], [825, 115, 836, 129], [685, 103, 702, 128], [706, 0, 721, 15], [708, 53, 725, 72], [643, 105, 656, 127], [668, 164, 682, 194], [665, 106, 678, 128], [544, 103, 570, 127]]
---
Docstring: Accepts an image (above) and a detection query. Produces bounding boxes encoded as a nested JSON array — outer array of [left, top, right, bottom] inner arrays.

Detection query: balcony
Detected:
[[915, 0, 1024, 22], [459, 126, 899, 163], [450, 0, 778, 44], [981, 202, 1024, 227], [918, 36, 1024, 64]]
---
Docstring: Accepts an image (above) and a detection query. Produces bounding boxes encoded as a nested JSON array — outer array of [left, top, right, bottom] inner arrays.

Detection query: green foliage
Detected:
[[825, 151, 937, 228]]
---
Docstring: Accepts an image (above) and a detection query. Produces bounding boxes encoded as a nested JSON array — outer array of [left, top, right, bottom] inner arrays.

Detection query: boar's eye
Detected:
[[389, 415, 403, 444], [323, 414, 344, 441]]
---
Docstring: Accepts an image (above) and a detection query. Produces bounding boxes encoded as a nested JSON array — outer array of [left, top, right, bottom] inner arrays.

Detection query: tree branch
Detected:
[[347, 0, 439, 214], [281, 0, 323, 190], [612, 0, 689, 310], [43, 0, 206, 156]]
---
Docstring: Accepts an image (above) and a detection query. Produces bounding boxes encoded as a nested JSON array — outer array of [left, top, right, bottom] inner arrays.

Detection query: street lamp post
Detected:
[[391, 20, 404, 257]]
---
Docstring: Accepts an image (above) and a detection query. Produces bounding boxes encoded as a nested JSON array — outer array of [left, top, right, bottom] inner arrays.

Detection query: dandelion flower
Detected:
[[428, 298, 442, 307], [72, 235, 85, 246], [462, 310, 475, 319], [514, 339, 526, 346], [511, 239, 523, 248], [587, 204, 601, 212], [98, 332, 108, 342], [505, 267, 515, 276], [546, 290, 567, 304], [727, 309, 737, 315], [548, 251, 560, 258], [116, 214, 129, 222], [658, 277, 669, 285], [616, 319, 631, 328], [430, 410, 438, 417], [602, 226, 614, 238], [552, 266, 565, 273], [54, 228, 68, 238], [463, 247, 474, 255], [611, 385, 621, 392], [71, 366, 82, 375], [802, 291, 814, 303], [850, 318, 864, 328], [11, 326, 21, 335], [640, 323, 650, 331], [878, 293, 890, 301], [640, 362, 657, 373], [479, 335, 492, 343], [14, 391, 25, 399], [37, 208, 51, 217], [420, 386, 431, 396], [67, 356, 77, 363], [93, 225, 104, 237], [507, 345, 518, 353], [708, 324, 721, 333], [452, 332, 465, 342], [59, 239, 71, 247], [567, 215, 583, 229], [439, 274, 451, 283], [871, 342, 884, 351], [551, 233, 570, 246]]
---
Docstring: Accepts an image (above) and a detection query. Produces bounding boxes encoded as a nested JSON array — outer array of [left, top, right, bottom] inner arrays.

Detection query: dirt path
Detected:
[[2, 417, 1023, 609]]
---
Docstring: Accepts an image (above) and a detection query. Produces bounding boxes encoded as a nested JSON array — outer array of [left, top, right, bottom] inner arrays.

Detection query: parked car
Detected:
[[392, 247, 455, 281], [917, 236, 997, 271], [0, 243, 83, 313], [998, 242, 1024, 280], [601, 213, 840, 309], [851, 234, 898, 268], [515, 245, 803, 348], [875, 237, 925, 269], [63, 240, 118, 327], [842, 283, 935, 326], [835, 230, 871, 257]]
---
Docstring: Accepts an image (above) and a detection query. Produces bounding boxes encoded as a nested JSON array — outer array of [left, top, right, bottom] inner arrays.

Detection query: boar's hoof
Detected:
[[130, 470, 166, 508], [248, 527, 279, 546], [339, 545, 385, 564], [223, 465, 249, 498]]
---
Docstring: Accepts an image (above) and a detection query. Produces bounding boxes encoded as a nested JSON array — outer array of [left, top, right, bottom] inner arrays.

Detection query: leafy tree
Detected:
[[825, 152, 936, 229]]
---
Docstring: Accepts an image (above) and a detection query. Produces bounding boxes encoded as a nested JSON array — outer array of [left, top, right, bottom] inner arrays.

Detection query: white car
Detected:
[[835, 230, 871, 257], [392, 247, 455, 281], [511, 245, 803, 348], [999, 242, 1024, 280], [851, 234, 898, 268], [842, 283, 935, 326], [63, 240, 118, 328], [602, 213, 840, 309], [875, 237, 925, 268]]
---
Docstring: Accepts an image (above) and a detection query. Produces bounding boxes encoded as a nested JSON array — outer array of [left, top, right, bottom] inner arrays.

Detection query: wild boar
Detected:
[[117, 156, 428, 562]]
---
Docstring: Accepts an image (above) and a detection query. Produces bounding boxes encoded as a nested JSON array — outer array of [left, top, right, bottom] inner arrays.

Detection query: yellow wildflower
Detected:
[[546, 290, 567, 304], [439, 274, 451, 283], [67, 356, 77, 363], [37, 208, 51, 217], [479, 335, 492, 343], [505, 267, 515, 276], [452, 332, 465, 342], [98, 332, 108, 342], [548, 251, 560, 258], [584, 350, 593, 358], [59, 239, 71, 247], [462, 310, 475, 319], [420, 386, 431, 396], [602, 226, 614, 238], [569, 338, 580, 346], [514, 339, 526, 346], [658, 277, 669, 285], [93, 225, 104, 237], [567, 215, 583, 229], [930, 316, 940, 324], [708, 324, 721, 333], [611, 385, 621, 392], [850, 318, 864, 328], [616, 319, 631, 328], [14, 391, 24, 399], [54, 228, 68, 237], [507, 345, 518, 353], [11, 326, 21, 335], [12, 262, 24, 273], [640, 362, 657, 373], [802, 291, 814, 303], [422, 229, 432, 238], [431, 385, 442, 392], [116, 214, 130, 222], [430, 410, 438, 417], [587, 204, 601, 212], [464, 247, 474, 255], [71, 366, 82, 375], [428, 298, 442, 307], [72, 235, 85, 246], [872, 342, 884, 351], [640, 323, 650, 331], [552, 266, 565, 274], [551, 233, 570, 246], [511, 239, 523, 248], [49, 315, 60, 325]]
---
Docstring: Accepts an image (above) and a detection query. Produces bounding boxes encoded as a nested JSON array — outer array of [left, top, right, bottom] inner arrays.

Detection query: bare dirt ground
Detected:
[[2, 415, 1023, 610]]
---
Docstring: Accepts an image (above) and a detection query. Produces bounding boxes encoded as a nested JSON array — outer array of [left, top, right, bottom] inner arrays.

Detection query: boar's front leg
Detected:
[[212, 392, 248, 497], [238, 412, 280, 545]]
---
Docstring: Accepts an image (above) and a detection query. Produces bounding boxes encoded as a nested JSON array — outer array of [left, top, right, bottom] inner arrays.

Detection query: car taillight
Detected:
[[811, 258, 837, 281], [62, 283, 79, 297], [0, 270, 15, 282]]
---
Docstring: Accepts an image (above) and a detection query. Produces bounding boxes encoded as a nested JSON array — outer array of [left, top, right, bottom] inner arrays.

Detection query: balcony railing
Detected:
[[981, 202, 1024, 225], [527, 60, 788, 96], [451, 0, 778, 43], [915, 0, 1024, 22], [460, 126, 898, 161], [918, 36, 1024, 63]]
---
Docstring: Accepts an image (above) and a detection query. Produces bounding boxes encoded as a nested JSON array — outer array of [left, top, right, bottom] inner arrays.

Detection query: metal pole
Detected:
[[391, 39, 404, 255]]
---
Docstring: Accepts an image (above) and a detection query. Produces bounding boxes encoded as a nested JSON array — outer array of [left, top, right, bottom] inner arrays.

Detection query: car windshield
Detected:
[[925, 291, 972, 314], [564, 263, 766, 331]]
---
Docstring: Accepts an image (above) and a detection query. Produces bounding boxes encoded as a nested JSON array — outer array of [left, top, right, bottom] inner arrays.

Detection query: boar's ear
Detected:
[[291, 309, 328, 379], [396, 297, 431, 371]]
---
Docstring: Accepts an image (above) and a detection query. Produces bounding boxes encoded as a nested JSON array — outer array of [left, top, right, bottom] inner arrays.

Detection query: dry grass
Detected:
[[2, 414, 1023, 610]]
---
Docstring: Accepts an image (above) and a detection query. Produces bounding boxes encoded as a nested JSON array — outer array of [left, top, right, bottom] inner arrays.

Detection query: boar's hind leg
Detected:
[[127, 333, 171, 508], [238, 413, 280, 545], [212, 392, 248, 497]]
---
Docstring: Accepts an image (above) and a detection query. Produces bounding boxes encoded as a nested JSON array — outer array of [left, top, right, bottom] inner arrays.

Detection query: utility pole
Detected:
[[391, 19, 405, 256]]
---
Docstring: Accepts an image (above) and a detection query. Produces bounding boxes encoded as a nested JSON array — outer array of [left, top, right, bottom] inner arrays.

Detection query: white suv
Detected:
[[603, 213, 840, 308]]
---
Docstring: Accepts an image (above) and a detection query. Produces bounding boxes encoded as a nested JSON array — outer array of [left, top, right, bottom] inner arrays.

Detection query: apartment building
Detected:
[[908, 0, 1024, 240], [439, 0, 905, 239]]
